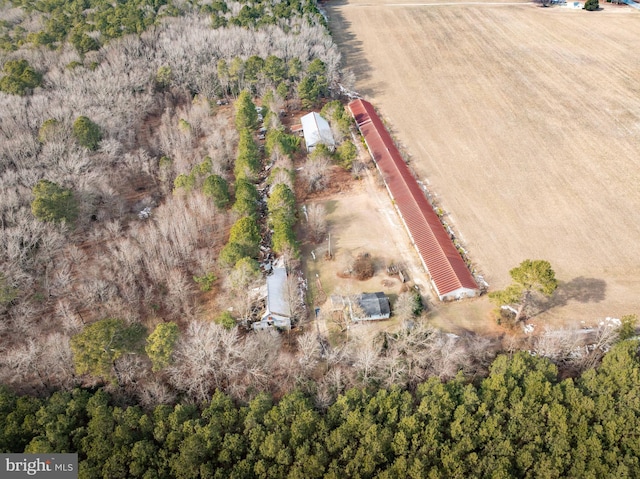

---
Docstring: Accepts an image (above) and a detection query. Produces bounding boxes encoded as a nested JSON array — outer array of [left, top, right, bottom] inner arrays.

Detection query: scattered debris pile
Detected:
[[339, 252, 374, 280]]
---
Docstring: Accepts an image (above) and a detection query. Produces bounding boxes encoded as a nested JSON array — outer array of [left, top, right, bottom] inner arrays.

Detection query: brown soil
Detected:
[[294, 165, 355, 203], [327, 0, 640, 329]]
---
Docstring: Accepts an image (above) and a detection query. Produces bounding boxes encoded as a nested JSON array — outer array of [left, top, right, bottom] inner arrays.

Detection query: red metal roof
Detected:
[[348, 99, 478, 300]]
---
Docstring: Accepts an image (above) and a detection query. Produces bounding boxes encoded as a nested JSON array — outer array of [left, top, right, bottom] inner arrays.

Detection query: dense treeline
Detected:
[[0, 0, 326, 53], [2, 342, 640, 478]]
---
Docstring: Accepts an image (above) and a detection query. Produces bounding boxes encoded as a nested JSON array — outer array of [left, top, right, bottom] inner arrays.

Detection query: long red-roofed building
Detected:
[[348, 99, 479, 301]]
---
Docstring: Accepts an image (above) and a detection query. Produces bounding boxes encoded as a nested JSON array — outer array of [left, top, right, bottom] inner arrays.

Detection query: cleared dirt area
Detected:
[[300, 162, 433, 319], [327, 0, 640, 327]]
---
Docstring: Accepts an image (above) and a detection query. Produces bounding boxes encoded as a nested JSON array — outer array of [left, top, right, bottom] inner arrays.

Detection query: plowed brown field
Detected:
[[327, 0, 640, 325]]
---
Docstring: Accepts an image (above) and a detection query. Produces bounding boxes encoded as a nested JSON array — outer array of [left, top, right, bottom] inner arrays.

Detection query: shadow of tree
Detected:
[[325, 0, 381, 95], [532, 276, 607, 314]]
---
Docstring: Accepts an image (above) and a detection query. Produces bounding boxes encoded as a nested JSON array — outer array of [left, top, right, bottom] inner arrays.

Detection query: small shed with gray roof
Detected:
[[351, 292, 391, 321], [330, 292, 391, 322]]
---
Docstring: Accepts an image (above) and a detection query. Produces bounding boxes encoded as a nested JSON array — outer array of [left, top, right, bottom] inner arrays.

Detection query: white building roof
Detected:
[[264, 267, 291, 319], [300, 112, 335, 152]]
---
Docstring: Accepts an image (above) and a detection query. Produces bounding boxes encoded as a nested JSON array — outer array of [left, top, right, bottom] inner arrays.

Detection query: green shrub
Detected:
[[173, 173, 196, 193], [38, 119, 61, 143], [219, 242, 246, 268], [0, 273, 17, 307], [145, 322, 179, 372], [215, 311, 237, 329], [265, 129, 300, 157], [159, 156, 173, 168], [66, 61, 83, 70], [155, 66, 172, 89], [178, 119, 191, 132], [193, 272, 217, 292], [336, 140, 357, 170]]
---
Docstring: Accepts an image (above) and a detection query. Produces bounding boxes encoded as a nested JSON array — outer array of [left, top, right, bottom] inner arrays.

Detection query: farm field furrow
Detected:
[[327, 0, 640, 324]]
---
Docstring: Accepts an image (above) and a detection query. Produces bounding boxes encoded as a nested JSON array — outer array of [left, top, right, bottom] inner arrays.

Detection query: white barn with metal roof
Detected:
[[300, 112, 335, 152]]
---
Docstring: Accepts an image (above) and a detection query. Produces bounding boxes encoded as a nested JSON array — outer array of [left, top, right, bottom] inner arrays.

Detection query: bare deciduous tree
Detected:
[[137, 379, 177, 408], [306, 202, 327, 243], [532, 324, 620, 373], [243, 330, 283, 389], [55, 299, 83, 334], [297, 331, 321, 372], [301, 155, 331, 192], [226, 262, 263, 325], [284, 271, 305, 322], [393, 291, 418, 326], [168, 321, 244, 402], [354, 345, 381, 385]]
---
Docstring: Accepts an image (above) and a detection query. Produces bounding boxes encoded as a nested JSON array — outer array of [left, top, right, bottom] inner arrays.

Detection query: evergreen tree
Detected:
[[70, 319, 146, 383], [265, 129, 300, 157], [232, 178, 259, 217], [584, 0, 599, 10], [202, 175, 230, 209], [228, 216, 260, 255], [244, 55, 265, 89], [235, 90, 259, 131], [73, 116, 102, 150], [264, 55, 286, 84], [0, 59, 42, 95], [69, 31, 100, 55], [31, 179, 78, 224], [267, 183, 296, 227], [298, 59, 328, 109], [146, 323, 179, 372], [489, 259, 558, 321], [234, 129, 261, 181], [336, 140, 357, 169], [2, 345, 640, 476], [267, 183, 298, 254]]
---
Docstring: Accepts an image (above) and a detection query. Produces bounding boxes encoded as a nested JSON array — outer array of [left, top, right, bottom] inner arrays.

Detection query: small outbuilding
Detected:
[[331, 292, 391, 323], [300, 112, 335, 152], [350, 292, 391, 321], [253, 267, 292, 331]]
